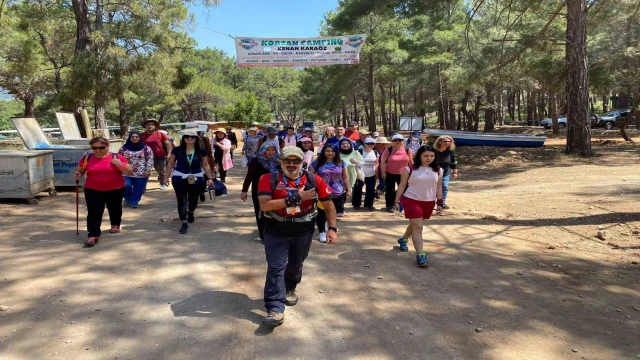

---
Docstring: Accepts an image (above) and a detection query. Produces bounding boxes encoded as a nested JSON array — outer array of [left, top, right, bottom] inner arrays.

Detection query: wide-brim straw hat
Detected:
[[214, 128, 227, 134], [179, 129, 198, 137], [375, 136, 391, 144]]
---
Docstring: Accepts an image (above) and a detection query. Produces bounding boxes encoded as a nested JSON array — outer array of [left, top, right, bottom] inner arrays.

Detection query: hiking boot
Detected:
[[285, 290, 298, 306], [442, 204, 450, 209], [319, 232, 327, 243], [85, 237, 99, 247], [398, 237, 409, 252], [366, 206, 377, 211], [353, 206, 361, 210], [179, 224, 189, 234], [187, 212, 195, 223], [416, 253, 429, 267], [262, 312, 284, 326]]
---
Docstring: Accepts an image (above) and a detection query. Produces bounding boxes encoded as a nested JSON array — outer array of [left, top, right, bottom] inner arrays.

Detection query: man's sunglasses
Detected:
[[282, 159, 303, 165], [392, 139, 403, 142], [183, 135, 198, 139], [91, 146, 106, 150]]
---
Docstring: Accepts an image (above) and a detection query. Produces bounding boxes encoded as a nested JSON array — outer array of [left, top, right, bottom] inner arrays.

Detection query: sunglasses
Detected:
[[365, 143, 374, 145], [183, 135, 198, 139], [441, 140, 452, 143], [392, 139, 403, 142], [91, 146, 106, 150], [282, 159, 303, 165]]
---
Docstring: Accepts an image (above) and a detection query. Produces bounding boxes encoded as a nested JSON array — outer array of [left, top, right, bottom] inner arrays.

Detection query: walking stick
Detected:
[[75, 179, 79, 237]]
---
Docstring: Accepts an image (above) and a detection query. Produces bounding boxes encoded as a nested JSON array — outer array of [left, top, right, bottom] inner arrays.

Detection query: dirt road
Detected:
[[0, 143, 639, 359]]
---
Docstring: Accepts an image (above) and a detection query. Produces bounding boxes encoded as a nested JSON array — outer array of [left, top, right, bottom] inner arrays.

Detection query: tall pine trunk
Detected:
[[367, 53, 376, 132], [379, 83, 388, 135], [565, 0, 592, 156]]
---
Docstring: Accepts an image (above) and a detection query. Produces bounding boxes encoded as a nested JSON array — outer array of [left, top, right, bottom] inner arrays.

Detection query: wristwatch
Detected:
[[328, 226, 338, 233]]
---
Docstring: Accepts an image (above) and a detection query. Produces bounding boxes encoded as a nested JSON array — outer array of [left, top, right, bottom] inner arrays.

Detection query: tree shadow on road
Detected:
[[170, 290, 264, 326]]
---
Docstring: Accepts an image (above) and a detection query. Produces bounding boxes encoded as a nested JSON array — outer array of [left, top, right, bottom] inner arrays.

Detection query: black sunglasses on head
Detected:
[[91, 146, 106, 150]]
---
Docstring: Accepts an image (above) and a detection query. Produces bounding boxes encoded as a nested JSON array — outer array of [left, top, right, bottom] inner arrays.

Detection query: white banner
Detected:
[[234, 34, 367, 67]]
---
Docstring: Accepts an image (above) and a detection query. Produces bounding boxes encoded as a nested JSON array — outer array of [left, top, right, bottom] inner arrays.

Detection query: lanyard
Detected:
[[281, 173, 301, 197], [186, 151, 195, 167]]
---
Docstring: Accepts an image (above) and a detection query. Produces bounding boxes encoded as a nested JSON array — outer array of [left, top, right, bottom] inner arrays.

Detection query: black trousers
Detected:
[[263, 226, 314, 313], [218, 169, 228, 183], [84, 187, 125, 237], [316, 192, 346, 232], [172, 178, 201, 222], [251, 181, 265, 240], [385, 173, 402, 209], [352, 176, 376, 208]]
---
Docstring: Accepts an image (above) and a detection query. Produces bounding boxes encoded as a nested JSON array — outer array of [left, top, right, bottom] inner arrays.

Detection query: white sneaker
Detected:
[[319, 232, 327, 243], [160, 185, 168, 190]]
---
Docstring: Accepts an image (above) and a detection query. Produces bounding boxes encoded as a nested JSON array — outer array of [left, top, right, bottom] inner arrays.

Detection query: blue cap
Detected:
[[412, 131, 420, 138]]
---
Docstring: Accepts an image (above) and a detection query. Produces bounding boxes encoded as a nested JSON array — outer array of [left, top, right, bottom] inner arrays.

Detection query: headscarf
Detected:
[[339, 138, 353, 155], [257, 143, 280, 172], [123, 131, 144, 151]]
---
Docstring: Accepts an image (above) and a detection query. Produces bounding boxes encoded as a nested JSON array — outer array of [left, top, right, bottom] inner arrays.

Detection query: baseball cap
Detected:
[[349, 121, 358, 126], [364, 138, 376, 144], [266, 127, 278, 134], [179, 129, 198, 137], [392, 134, 404, 141], [248, 127, 258, 132], [299, 137, 312, 142], [412, 131, 421, 138], [372, 131, 379, 137], [360, 130, 371, 135], [279, 146, 304, 160], [304, 127, 313, 132]]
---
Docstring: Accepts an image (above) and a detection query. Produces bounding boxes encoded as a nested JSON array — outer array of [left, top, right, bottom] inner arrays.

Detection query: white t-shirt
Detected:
[[403, 166, 443, 202], [361, 150, 378, 178], [283, 135, 298, 147]]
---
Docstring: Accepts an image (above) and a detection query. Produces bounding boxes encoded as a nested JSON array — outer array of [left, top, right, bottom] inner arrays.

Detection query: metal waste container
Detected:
[[55, 112, 123, 152], [11, 117, 91, 187], [0, 150, 56, 204]]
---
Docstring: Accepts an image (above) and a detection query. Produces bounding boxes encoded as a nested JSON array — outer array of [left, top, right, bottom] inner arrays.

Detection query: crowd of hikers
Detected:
[[72, 119, 458, 327]]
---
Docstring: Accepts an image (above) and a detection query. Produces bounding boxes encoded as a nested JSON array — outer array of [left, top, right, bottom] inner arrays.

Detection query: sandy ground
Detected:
[[0, 137, 639, 360]]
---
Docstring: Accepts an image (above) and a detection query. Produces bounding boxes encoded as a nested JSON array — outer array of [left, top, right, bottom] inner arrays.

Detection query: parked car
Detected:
[[613, 110, 634, 127], [599, 109, 628, 129], [540, 117, 567, 129], [590, 113, 615, 129]]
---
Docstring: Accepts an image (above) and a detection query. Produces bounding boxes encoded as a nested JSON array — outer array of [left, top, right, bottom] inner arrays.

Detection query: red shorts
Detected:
[[400, 196, 436, 219]]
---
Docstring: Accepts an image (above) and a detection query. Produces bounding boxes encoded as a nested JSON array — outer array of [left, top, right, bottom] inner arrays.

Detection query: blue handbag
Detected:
[[212, 178, 227, 196]]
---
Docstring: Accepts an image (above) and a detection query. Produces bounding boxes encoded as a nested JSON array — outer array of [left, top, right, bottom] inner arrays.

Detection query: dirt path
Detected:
[[0, 144, 639, 360]]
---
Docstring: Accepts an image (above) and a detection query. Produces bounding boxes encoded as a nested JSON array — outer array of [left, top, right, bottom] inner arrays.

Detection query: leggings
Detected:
[[172, 178, 201, 222], [316, 192, 346, 232], [84, 187, 125, 237]]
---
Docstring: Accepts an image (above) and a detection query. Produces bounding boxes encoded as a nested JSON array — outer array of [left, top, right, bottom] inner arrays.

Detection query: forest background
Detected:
[[0, 0, 639, 157]]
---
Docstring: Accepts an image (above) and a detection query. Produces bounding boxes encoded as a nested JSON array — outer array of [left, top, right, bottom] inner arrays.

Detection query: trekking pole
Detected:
[[75, 179, 79, 237]]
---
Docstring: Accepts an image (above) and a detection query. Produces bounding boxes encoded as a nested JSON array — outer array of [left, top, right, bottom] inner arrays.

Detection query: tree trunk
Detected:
[[353, 95, 358, 124], [23, 93, 35, 117], [342, 104, 347, 128], [94, 89, 108, 130], [367, 53, 376, 132], [473, 94, 482, 132], [602, 94, 609, 112], [565, 0, 592, 156], [71, 0, 91, 53], [448, 100, 456, 130], [398, 82, 404, 115], [393, 81, 399, 130], [484, 84, 495, 132], [118, 96, 128, 139], [379, 83, 388, 135], [526, 91, 534, 124], [550, 91, 559, 135], [517, 89, 522, 122]]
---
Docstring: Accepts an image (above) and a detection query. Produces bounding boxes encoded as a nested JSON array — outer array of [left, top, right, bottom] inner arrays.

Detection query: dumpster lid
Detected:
[[11, 117, 51, 150], [55, 112, 83, 140], [0, 150, 54, 157]]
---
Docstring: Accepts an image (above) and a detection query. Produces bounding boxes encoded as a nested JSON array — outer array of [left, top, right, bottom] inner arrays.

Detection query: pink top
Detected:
[[83, 154, 128, 191], [403, 166, 443, 202], [283, 135, 298, 147], [381, 147, 412, 175]]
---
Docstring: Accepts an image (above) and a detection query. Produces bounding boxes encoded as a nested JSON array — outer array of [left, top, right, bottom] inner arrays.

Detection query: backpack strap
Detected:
[[270, 171, 280, 192], [81, 153, 92, 169]]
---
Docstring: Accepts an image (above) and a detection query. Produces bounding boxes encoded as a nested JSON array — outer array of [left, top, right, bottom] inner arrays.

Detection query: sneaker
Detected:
[[442, 204, 450, 209], [262, 312, 284, 326], [131, 204, 138, 209], [319, 232, 327, 243], [179, 224, 189, 234], [160, 185, 168, 190], [337, 213, 344, 217], [387, 208, 394, 213], [109, 226, 120, 234], [199, 193, 205, 202], [416, 253, 429, 267], [353, 206, 361, 211], [397, 237, 409, 252], [285, 290, 298, 306], [187, 212, 195, 223], [84, 237, 99, 247], [365, 206, 377, 211]]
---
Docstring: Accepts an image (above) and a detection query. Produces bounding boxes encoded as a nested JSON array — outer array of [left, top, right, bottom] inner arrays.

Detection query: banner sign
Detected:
[[234, 34, 367, 67]]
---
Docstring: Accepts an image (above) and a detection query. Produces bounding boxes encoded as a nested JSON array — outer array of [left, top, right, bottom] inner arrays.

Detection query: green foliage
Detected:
[[218, 92, 272, 124]]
